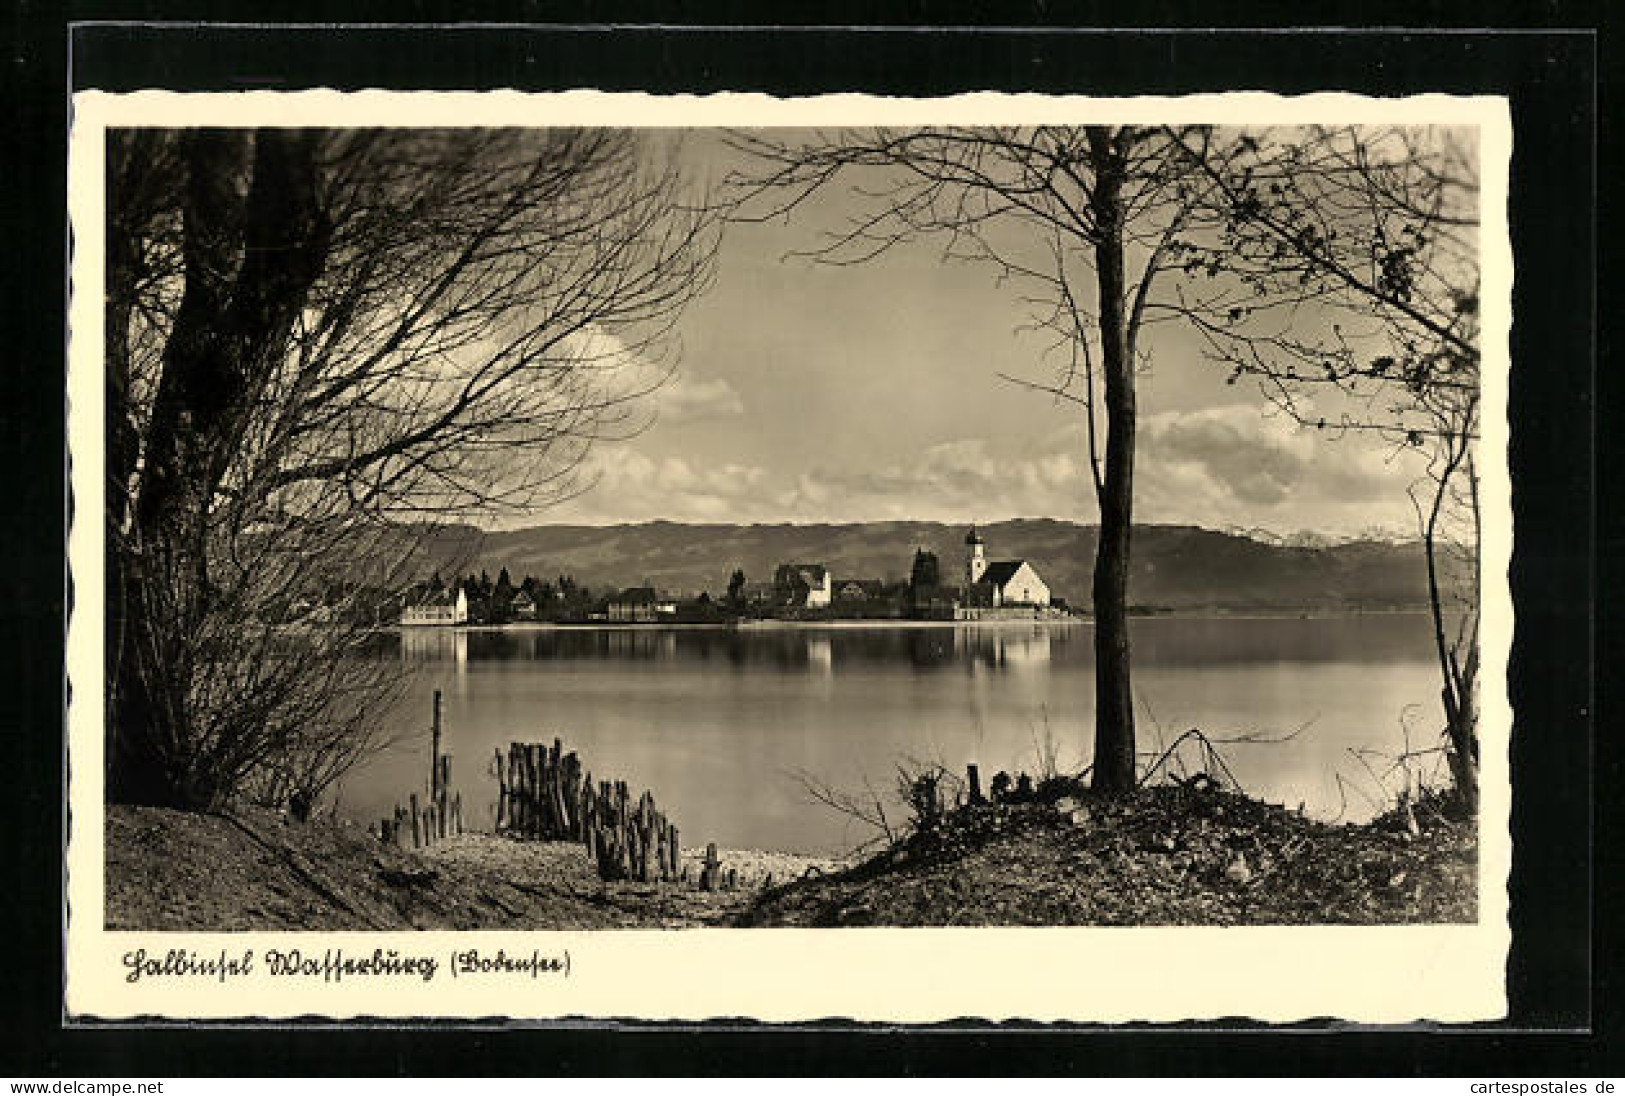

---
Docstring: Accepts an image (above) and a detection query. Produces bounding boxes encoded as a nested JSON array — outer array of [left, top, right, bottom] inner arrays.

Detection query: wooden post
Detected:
[[410, 793, 422, 849], [506, 744, 518, 833], [668, 824, 680, 879], [544, 741, 560, 837], [438, 755, 452, 838], [520, 742, 530, 836], [513, 743, 524, 835], [533, 741, 546, 839], [430, 689, 442, 801], [543, 739, 557, 837], [580, 777, 595, 848], [990, 770, 1011, 804], [618, 782, 632, 878], [623, 807, 631, 877], [967, 763, 984, 805], [700, 842, 720, 891], [494, 748, 508, 832], [513, 743, 525, 835], [540, 743, 551, 837], [627, 795, 639, 880], [641, 797, 656, 883], [539, 743, 552, 837], [550, 741, 569, 840], [633, 794, 644, 882], [562, 753, 580, 839], [522, 743, 535, 836], [453, 791, 463, 835]]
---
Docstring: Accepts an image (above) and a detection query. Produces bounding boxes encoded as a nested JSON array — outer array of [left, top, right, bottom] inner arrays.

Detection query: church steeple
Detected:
[[965, 524, 987, 585]]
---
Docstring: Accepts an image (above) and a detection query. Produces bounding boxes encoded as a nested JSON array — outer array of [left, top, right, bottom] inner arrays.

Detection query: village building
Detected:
[[401, 583, 469, 626], [510, 588, 537, 620], [607, 586, 678, 623], [774, 563, 833, 608], [961, 526, 1052, 609], [833, 578, 887, 602]]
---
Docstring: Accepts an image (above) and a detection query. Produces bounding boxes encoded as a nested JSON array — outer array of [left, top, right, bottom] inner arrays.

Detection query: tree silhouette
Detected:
[[909, 548, 940, 592], [106, 127, 719, 808], [730, 126, 1239, 793], [1160, 125, 1482, 808]]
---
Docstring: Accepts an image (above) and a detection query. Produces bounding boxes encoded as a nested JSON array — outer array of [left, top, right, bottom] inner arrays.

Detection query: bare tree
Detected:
[[106, 127, 719, 808], [1155, 124, 1482, 808], [729, 126, 1238, 795]]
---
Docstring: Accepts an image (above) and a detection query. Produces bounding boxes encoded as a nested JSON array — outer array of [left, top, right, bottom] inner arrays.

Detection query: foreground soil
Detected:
[[105, 806, 841, 931], [743, 784, 1478, 927], [104, 784, 1475, 931]]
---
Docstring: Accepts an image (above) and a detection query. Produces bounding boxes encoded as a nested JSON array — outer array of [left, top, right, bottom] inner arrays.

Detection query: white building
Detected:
[[776, 564, 833, 608], [607, 586, 678, 622], [963, 527, 1051, 608], [803, 566, 833, 607], [401, 585, 469, 626]]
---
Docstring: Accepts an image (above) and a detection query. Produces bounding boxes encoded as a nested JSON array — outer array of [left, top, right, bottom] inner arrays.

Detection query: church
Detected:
[[961, 526, 1051, 608]]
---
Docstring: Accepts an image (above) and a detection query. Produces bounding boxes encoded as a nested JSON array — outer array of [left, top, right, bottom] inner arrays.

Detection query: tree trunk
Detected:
[[1087, 128, 1138, 796], [1422, 435, 1479, 813], [108, 129, 331, 808]]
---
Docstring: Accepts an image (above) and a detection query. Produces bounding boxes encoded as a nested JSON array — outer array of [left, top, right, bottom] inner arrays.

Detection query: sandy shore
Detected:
[[107, 806, 855, 931], [677, 845, 850, 887], [420, 830, 850, 889]]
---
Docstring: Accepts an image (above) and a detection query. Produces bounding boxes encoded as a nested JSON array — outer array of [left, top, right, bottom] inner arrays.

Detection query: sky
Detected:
[[538, 131, 1430, 538]]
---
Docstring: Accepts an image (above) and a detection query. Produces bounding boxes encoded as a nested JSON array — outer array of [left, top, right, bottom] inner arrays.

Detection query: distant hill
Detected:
[[391, 518, 1447, 613]]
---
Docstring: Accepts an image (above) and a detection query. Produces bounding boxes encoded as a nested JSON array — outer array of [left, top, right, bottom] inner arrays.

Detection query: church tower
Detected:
[[965, 525, 987, 585]]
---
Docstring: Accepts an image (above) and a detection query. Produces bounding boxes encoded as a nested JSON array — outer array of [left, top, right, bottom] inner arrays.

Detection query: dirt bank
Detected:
[[103, 806, 841, 931], [741, 783, 1478, 927], [103, 782, 1474, 931]]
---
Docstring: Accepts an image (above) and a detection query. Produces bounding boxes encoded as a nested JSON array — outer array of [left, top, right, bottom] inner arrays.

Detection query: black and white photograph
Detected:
[[66, 90, 1513, 1022]]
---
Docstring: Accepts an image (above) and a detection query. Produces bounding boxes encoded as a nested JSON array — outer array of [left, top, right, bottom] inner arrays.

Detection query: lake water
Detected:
[[343, 614, 1448, 856]]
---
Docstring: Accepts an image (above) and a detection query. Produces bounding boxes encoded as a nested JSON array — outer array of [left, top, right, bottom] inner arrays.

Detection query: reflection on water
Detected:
[[351, 615, 1445, 855], [399, 626, 468, 669], [395, 622, 1079, 671], [806, 636, 832, 675], [392, 616, 1432, 671]]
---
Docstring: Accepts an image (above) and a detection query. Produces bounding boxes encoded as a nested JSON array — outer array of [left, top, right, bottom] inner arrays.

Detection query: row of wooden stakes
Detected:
[[371, 788, 464, 849], [496, 738, 693, 885], [371, 740, 464, 850]]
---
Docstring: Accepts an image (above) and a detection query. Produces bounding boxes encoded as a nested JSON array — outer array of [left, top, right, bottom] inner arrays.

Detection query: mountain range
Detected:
[[394, 519, 1449, 613]]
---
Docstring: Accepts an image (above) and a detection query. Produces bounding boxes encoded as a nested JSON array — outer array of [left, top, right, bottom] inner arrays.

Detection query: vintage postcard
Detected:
[[65, 89, 1512, 1022]]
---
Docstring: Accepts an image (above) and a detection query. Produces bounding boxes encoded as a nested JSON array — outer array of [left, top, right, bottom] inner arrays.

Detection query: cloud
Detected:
[[769, 408, 1420, 534], [556, 327, 745, 426], [1135, 406, 1421, 533], [535, 404, 1424, 536], [549, 447, 771, 523], [656, 374, 746, 424], [778, 437, 1090, 523]]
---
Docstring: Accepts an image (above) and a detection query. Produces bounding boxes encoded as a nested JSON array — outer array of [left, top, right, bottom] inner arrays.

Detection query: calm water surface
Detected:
[[344, 615, 1445, 855]]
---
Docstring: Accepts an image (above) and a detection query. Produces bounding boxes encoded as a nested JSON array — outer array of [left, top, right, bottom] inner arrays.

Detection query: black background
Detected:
[[1, 7, 1609, 1077]]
